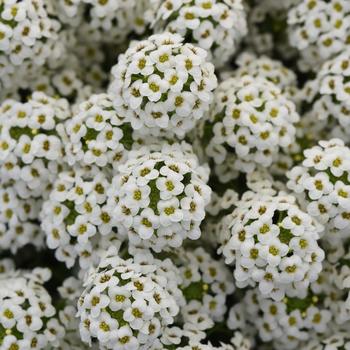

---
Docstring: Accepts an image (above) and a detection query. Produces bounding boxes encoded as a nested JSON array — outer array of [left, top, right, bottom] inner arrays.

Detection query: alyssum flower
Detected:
[[109, 32, 217, 138], [107, 142, 211, 252]]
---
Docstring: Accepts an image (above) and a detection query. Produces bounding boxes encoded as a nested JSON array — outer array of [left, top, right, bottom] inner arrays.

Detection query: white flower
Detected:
[[40, 166, 118, 271], [220, 190, 324, 300], [152, 0, 247, 67], [77, 247, 182, 350], [109, 33, 217, 138], [287, 138, 350, 243], [0, 268, 65, 350], [108, 142, 211, 251], [199, 75, 299, 181]]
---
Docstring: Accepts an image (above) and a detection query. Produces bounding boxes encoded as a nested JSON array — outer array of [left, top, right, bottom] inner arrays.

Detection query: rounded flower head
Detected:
[[227, 52, 300, 106], [0, 268, 65, 350], [40, 165, 120, 270], [0, 0, 67, 90], [200, 75, 299, 179], [0, 181, 44, 253], [109, 32, 217, 138], [107, 142, 211, 252], [241, 286, 333, 349], [287, 138, 350, 243], [176, 246, 235, 325], [302, 49, 350, 139], [152, 0, 247, 68], [288, 0, 350, 72], [220, 189, 324, 301], [0, 92, 71, 199], [77, 247, 183, 350], [64, 93, 141, 170]]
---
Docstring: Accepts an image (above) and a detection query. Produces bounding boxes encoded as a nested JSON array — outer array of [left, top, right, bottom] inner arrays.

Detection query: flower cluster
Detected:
[[0, 92, 70, 199], [0, 180, 43, 253], [302, 49, 350, 140], [288, 0, 350, 72], [233, 256, 350, 349], [221, 190, 324, 301], [3, 0, 350, 348], [109, 33, 217, 138], [287, 139, 350, 244], [0, 0, 66, 90], [40, 165, 119, 269], [177, 246, 235, 326], [200, 75, 299, 178], [107, 142, 211, 251], [64, 93, 139, 170], [77, 247, 183, 350], [227, 52, 300, 105], [152, 0, 247, 68], [0, 268, 65, 350]]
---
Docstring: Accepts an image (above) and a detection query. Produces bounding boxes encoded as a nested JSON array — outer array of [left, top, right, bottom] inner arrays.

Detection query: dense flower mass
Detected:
[[53, 0, 159, 44], [0, 0, 67, 90], [302, 49, 350, 140], [109, 32, 217, 137], [107, 142, 211, 251], [0, 92, 70, 199], [288, 0, 350, 72], [64, 93, 138, 170], [221, 190, 324, 301], [77, 247, 183, 350], [200, 75, 299, 179], [287, 138, 350, 243], [0, 180, 43, 252], [177, 246, 235, 324], [152, 0, 248, 68], [40, 165, 118, 269], [2, 0, 350, 349]]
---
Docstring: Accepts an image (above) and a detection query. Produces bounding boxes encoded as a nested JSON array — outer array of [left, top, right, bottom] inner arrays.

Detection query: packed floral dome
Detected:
[[2, 0, 350, 349], [109, 32, 218, 138]]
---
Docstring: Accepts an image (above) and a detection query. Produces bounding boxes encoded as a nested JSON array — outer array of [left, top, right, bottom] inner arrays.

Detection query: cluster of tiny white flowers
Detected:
[[152, 0, 247, 68], [232, 256, 350, 350], [0, 92, 70, 199], [0, 0, 66, 90], [227, 52, 300, 105], [77, 247, 183, 350], [0, 268, 65, 350], [64, 93, 139, 170], [0, 180, 43, 253], [201, 75, 299, 178], [245, 0, 298, 60], [240, 288, 333, 349], [221, 190, 324, 301], [107, 142, 211, 251], [302, 49, 350, 139], [109, 32, 217, 138], [288, 0, 350, 72], [4, 0, 350, 348], [287, 139, 350, 244], [177, 246, 235, 326], [40, 165, 119, 270]]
